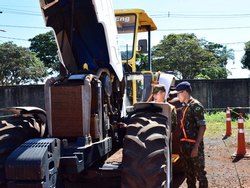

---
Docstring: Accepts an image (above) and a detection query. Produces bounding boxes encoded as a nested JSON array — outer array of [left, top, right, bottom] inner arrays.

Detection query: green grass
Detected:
[[205, 112, 250, 138]]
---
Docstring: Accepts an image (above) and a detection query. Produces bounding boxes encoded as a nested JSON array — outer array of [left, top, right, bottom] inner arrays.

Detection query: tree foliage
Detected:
[[0, 42, 47, 86], [241, 41, 250, 70], [152, 33, 234, 79], [29, 31, 59, 74], [136, 53, 149, 71]]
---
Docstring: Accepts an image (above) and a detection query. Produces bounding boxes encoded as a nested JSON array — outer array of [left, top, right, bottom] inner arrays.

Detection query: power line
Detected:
[[1, 11, 41, 16], [1, 5, 249, 19], [0, 7, 41, 16], [1, 5, 250, 19], [0, 7, 249, 46], [0, 24, 47, 29], [151, 12, 250, 19], [0, 35, 28, 41], [1, 23, 250, 32], [157, 26, 250, 31], [0, 7, 39, 14]]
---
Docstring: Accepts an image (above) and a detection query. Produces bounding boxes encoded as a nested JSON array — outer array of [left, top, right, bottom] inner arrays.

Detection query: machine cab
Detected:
[[115, 9, 158, 113]]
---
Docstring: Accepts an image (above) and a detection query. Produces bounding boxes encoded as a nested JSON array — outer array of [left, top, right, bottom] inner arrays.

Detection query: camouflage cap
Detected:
[[153, 84, 166, 94]]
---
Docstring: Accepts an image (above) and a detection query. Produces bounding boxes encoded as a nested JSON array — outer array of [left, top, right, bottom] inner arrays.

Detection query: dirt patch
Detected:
[[178, 136, 250, 188], [61, 132, 250, 188]]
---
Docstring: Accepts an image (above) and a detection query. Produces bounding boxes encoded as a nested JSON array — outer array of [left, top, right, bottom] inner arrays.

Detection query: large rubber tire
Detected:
[[122, 112, 170, 188], [0, 115, 44, 186]]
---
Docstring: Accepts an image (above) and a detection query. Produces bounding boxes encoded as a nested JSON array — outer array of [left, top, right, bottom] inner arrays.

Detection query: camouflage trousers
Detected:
[[180, 141, 208, 188]]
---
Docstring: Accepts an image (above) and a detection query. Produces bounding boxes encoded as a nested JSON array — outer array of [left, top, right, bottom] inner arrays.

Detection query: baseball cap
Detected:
[[153, 84, 166, 94], [176, 81, 192, 92]]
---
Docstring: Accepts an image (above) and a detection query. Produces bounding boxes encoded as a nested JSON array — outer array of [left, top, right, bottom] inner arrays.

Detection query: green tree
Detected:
[[241, 41, 250, 70], [136, 53, 149, 71], [201, 41, 234, 67], [0, 42, 47, 86], [152, 33, 234, 79], [29, 31, 59, 74]]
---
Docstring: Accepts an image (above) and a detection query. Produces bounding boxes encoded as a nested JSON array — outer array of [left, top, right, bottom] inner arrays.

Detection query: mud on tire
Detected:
[[122, 112, 170, 188]]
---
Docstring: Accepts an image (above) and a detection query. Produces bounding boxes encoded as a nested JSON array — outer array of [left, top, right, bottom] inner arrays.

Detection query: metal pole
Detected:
[[147, 25, 152, 71]]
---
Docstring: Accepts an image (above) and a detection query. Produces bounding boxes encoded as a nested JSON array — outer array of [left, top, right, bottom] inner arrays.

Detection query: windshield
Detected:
[[122, 73, 153, 114], [116, 14, 136, 61]]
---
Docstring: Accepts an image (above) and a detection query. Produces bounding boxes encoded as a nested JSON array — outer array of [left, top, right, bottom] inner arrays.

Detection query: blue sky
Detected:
[[0, 0, 250, 78]]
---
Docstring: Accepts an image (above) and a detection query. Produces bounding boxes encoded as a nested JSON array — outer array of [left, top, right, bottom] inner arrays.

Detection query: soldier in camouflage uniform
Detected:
[[176, 81, 208, 188], [152, 84, 177, 130], [152, 84, 167, 103]]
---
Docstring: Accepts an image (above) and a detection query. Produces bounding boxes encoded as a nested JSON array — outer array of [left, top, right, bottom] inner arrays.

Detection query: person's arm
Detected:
[[190, 101, 206, 157], [171, 108, 177, 132], [191, 125, 206, 157]]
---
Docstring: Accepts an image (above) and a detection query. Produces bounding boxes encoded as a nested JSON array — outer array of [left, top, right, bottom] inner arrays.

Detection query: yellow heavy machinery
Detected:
[[115, 9, 182, 188], [0, 1, 180, 188]]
